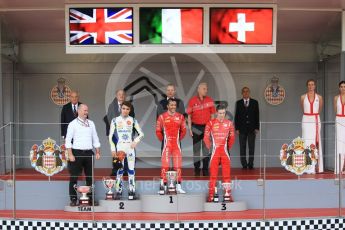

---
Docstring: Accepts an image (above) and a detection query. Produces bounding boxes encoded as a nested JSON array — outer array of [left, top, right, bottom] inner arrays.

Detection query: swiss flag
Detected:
[[210, 8, 273, 44]]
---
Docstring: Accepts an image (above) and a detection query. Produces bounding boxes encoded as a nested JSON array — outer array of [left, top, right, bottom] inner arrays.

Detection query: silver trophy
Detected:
[[102, 177, 115, 200], [159, 179, 166, 195], [166, 170, 177, 194], [213, 186, 219, 202], [74, 185, 92, 206], [222, 182, 232, 202]]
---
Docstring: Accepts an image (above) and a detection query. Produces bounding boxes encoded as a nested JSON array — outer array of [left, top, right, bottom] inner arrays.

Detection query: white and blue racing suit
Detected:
[[109, 115, 144, 193]]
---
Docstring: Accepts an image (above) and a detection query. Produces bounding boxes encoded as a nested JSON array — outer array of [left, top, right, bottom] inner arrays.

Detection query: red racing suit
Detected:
[[204, 118, 235, 198], [156, 111, 186, 183]]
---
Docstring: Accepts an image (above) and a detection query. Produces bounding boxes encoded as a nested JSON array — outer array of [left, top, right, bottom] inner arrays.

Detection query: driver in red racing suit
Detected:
[[156, 98, 187, 194], [204, 104, 235, 202]]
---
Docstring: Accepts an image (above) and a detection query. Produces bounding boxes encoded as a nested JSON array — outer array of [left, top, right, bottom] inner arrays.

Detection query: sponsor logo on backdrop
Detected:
[[264, 76, 285, 106], [280, 137, 318, 175], [29, 137, 67, 176], [105, 50, 236, 166], [50, 78, 72, 106]]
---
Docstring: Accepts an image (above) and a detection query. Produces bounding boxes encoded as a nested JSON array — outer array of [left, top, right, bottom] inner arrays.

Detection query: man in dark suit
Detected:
[[61, 91, 82, 139], [156, 84, 185, 118], [106, 89, 135, 135], [234, 87, 260, 169]]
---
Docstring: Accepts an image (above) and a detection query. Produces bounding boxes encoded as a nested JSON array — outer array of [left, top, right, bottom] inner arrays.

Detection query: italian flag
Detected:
[[140, 8, 203, 44]]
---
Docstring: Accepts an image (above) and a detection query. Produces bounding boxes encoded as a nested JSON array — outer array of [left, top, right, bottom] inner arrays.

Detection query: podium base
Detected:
[[64, 198, 247, 213]]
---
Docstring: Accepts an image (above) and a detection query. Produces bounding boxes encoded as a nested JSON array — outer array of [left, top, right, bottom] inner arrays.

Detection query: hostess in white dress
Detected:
[[302, 94, 323, 173], [335, 95, 345, 174]]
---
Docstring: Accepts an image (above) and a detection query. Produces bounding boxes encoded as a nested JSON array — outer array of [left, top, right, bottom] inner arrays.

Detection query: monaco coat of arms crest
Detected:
[[280, 137, 318, 175], [29, 137, 67, 176]]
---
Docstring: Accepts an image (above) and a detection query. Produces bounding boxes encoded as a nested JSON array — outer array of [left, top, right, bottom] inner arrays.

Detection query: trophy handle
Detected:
[[73, 184, 78, 193]]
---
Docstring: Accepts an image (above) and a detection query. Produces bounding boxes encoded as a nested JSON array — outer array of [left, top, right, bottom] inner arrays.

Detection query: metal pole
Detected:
[[263, 153, 266, 221], [92, 154, 95, 225], [9, 122, 16, 219], [339, 153, 342, 218], [176, 156, 179, 223], [0, 23, 4, 175], [10, 122, 16, 219], [334, 122, 342, 217], [335, 121, 341, 217], [341, 11, 345, 82], [259, 122, 262, 177], [12, 150, 16, 220], [321, 61, 326, 170], [339, 9, 345, 218]]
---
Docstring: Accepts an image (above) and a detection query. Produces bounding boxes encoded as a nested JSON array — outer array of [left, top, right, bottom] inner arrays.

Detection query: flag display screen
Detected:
[[69, 8, 133, 45], [210, 8, 273, 45], [140, 8, 203, 44]]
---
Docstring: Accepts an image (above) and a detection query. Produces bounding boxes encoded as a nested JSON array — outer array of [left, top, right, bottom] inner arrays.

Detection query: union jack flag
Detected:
[[69, 8, 133, 45]]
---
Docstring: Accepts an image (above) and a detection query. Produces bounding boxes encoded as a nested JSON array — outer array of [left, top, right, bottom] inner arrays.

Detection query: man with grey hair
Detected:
[[156, 84, 185, 117], [61, 91, 82, 139], [187, 82, 216, 176], [235, 87, 259, 170], [106, 89, 135, 135]]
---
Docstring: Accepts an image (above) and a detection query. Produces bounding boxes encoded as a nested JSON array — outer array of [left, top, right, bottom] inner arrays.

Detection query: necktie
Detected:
[[73, 105, 77, 116], [245, 100, 249, 107]]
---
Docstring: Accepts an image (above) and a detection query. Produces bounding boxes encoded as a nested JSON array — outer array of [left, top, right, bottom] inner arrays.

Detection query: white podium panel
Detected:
[[64, 205, 107, 212], [204, 201, 247, 212], [141, 194, 205, 213], [99, 200, 141, 212]]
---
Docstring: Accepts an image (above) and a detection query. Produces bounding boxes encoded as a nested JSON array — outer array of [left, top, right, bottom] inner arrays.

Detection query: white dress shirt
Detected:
[[118, 102, 122, 113], [72, 103, 78, 113], [65, 117, 101, 150], [244, 98, 250, 106]]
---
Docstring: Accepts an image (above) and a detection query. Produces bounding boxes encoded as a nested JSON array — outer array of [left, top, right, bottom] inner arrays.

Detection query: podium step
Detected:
[[141, 194, 205, 213], [204, 201, 247, 212], [64, 205, 107, 212]]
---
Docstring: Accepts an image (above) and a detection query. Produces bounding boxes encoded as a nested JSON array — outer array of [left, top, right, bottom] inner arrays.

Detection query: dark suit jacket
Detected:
[[156, 98, 186, 118], [60, 102, 82, 137], [105, 98, 135, 135], [234, 98, 259, 133]]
